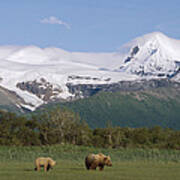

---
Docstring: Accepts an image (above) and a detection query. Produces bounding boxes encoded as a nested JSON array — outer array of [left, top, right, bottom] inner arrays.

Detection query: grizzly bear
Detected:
[[85, 153, 112, 171], [34, 157, 56, 172]]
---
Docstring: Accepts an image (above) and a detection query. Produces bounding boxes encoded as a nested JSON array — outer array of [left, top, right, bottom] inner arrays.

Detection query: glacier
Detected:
[[0, 32, 180, 110]]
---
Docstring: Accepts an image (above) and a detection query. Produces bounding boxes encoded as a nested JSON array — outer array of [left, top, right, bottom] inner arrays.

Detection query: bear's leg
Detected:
[[34, 167, 37, 171], [90, 164, 97, 170], [99, 165, 104, 171], [44, 164, 48, 172], [37, 165, 41, 171], [47, 164, 51, 171], [85, 162, 90, 170]]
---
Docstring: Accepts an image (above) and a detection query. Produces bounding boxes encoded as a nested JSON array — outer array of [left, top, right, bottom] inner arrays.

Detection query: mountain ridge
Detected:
[[0, 32, 180, 111]]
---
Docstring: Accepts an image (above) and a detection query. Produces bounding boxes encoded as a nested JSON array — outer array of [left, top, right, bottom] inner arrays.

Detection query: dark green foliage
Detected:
[[0, 108, 180, 149], [0, 108, 92, 146], [0, 110, 40, 145], [53, 90, 180, 129]]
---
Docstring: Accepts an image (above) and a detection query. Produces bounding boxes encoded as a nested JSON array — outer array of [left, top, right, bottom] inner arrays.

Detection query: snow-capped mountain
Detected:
[[117, 32, 180, 78], [0, 32, 180, 111]]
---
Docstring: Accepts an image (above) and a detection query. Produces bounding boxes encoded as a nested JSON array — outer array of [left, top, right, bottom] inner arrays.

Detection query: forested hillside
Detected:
[[45, 87, 180, 129]]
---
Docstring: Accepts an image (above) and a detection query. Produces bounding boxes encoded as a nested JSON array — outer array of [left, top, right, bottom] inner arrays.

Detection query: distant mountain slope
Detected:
[[0, 32, 180, 111], [39, 86, 180, 129], [0, 85, 26, 113]]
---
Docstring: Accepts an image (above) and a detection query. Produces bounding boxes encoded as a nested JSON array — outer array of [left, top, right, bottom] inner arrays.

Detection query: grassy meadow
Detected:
[[0, 145, 180, 180]]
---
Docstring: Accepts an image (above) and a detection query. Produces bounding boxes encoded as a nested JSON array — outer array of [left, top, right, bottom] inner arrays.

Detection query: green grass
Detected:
[[0, 161, 180, 180], [0, 145, 180, 180]]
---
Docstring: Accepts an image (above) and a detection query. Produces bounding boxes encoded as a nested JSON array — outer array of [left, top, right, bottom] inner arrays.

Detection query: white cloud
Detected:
[[40, 16, 71, 29]]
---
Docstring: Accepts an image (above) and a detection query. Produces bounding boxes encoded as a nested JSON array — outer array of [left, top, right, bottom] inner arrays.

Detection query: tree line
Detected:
[[0, 108, 180, 149]]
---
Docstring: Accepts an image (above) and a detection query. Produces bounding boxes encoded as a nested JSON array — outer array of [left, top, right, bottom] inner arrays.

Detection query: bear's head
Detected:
[[104, 155, 112, 166], [51, 160, 56, 167]]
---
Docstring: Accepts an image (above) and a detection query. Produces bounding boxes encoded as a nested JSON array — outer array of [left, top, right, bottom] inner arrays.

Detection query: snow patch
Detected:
[[0, 32, 180, 110]]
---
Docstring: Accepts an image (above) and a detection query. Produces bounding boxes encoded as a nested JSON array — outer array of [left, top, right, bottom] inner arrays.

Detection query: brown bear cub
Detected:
[[85, 153, 112, 171], [34, 157, 56, 172]]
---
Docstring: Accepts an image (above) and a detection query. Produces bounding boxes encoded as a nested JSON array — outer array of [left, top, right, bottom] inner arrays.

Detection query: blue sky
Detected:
[[0, 0, 180, 52]]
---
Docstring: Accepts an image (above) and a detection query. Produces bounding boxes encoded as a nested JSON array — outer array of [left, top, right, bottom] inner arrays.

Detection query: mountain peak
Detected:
[[117, 32, 180, 77], [143, 31, 167, 38], [118, 32, 168, 55], [131, 32, 170, 47]]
